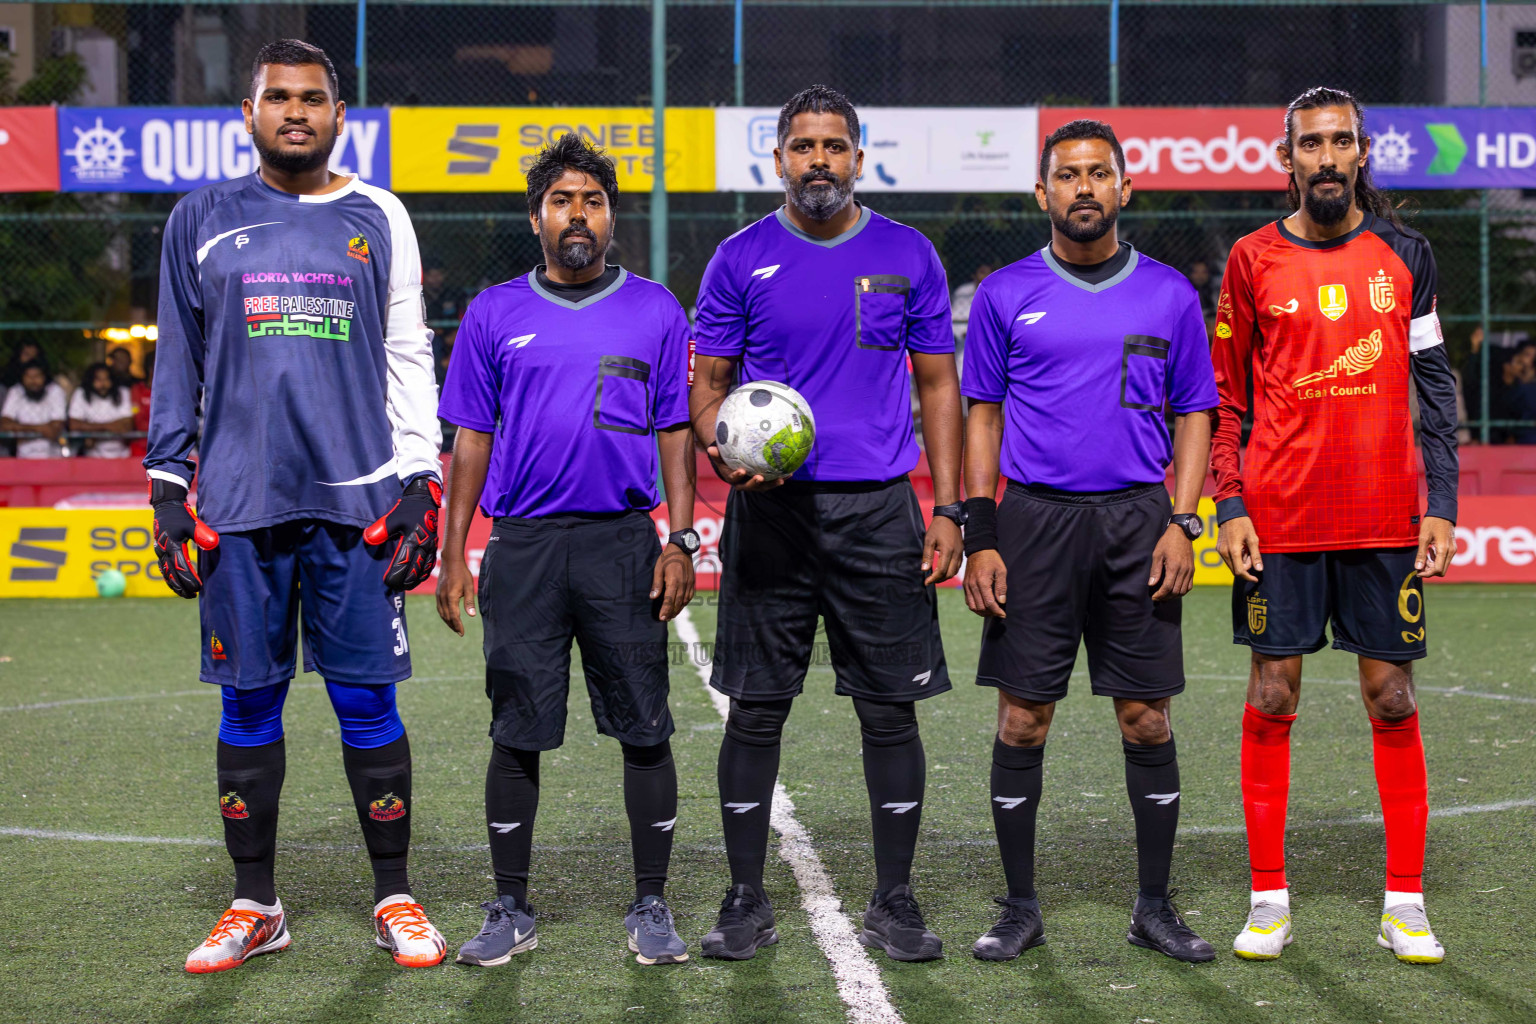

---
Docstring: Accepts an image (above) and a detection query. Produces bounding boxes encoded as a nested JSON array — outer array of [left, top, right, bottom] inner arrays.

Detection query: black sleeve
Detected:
[[1411, 343, 1459, 523]]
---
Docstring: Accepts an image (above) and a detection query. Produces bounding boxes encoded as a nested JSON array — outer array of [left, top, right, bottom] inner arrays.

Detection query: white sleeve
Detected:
[[46, 385, 67, 421], [68, 389, 86, 420], [1, 386, 16, 419], [358, 182, 442, 484], [1409, 311, 1443, 353]]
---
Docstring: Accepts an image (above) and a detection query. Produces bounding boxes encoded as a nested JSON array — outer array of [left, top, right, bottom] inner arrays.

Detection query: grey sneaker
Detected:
[[456, 897, 537, 966], [625, 895, 689, 965]]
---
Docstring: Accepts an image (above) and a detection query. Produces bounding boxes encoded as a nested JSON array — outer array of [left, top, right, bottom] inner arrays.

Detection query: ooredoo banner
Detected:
[[0, 107, 61, 192], [57, 107, 390, 192], [1039, 107, 1289, 190]]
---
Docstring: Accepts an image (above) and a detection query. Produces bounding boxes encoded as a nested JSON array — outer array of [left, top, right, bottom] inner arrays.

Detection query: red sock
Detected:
[[1241, 703, 1296, 891], [1370, 710, 1428, 893]]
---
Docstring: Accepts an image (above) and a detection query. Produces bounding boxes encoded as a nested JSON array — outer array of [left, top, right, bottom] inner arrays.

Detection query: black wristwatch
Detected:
[[932, 502, 967, 527], [668, 528, 701, 555], [1167, 513, 1203, 540]]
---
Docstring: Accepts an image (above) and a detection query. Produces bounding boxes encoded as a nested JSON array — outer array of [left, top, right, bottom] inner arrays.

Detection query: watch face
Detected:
[[675, 531, 700, 553], [1184, 516, 1203, 539]]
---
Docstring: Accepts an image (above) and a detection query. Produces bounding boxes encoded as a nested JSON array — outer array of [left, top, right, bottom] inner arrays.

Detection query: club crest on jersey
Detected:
[[1318, 284, 1348, 321], [347, 235, 371, 264], [1246, 595, 1267, 635], [1369, 270, 1396, 313], [1293, 329, 1383, 388], [219, 791, 249, 819], [369, 792, 407, 821], [210, 632, 227, 661]]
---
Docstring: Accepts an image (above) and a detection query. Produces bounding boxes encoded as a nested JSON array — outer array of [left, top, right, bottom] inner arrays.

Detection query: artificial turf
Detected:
[[1, 585, 1532, 1023]]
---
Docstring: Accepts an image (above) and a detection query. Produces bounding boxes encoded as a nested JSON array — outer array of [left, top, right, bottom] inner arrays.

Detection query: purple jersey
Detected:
[[693, 206, 954, 482], [961, 246, 1218, 491], [438, 267, 691, 518]]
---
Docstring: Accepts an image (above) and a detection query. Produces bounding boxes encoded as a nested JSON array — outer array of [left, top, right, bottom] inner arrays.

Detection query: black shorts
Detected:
[[975, 482, 1184, 704], [1232, 547, 1427, 661], [710, 477, 950, 703], [478, 510, 674, 751]]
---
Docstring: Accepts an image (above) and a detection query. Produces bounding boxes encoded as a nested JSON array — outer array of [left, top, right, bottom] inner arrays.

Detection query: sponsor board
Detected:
[[57, 107, 390, 192], [0, 509, 167, 597], [1039, 107, 1288, 190], [390, 107, 714, 193], [0, 108, 61, 192], [715, 107, 1039, 193], [1362, 107, 1536, 189]]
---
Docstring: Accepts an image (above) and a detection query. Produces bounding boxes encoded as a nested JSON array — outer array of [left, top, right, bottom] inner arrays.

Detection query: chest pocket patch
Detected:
[[594, 354, 652, 435], [1120, 334, 1170, 412], [855, 275, 910, 351]]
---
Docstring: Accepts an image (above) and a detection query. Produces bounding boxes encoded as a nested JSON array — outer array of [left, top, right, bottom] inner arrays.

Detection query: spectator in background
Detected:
[[68, 361, 135, 458], [1498, 340, 1536, 443], [949, 262, 995, 347], [423, 257, 466, 387], [0, 361, 67, 458], [1, 340, 49, 389], [107, 346, 140, 388], [1186, 259, 1220, 326], [130, 350, 154, 459]]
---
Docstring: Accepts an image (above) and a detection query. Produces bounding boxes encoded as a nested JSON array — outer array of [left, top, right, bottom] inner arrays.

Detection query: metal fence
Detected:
[[3, 0, 1534, 440]]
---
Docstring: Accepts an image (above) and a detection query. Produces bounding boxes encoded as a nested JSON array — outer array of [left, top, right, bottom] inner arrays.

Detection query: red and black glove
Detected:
[[364, 476, 443, 591], [149, 479, 220, 599]]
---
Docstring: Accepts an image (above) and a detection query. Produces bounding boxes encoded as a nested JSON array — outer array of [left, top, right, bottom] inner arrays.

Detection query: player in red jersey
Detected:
[[1210, 88, 1459, 965]]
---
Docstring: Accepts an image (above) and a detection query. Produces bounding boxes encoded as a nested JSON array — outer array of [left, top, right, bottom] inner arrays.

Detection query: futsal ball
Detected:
[[95, 568, 127, 598], [714, 381, 816, 480]]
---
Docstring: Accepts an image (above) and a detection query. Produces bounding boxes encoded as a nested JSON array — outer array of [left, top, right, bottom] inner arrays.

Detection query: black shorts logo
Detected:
[[1397, 571, 1424, 644], [1246, 594, 1268, 635]]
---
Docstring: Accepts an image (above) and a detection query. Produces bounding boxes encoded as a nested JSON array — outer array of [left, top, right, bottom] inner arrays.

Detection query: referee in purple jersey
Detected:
[[961, 120, 1219, 963]]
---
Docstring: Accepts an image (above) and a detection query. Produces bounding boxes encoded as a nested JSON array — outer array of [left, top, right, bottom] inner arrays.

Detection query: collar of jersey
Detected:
[[774, 204, 871, 248], [527, 265, 629, 310], [250, 171, 360, 204], [1040, 243, 1140, 293], [1275, 211, 1375, 250]]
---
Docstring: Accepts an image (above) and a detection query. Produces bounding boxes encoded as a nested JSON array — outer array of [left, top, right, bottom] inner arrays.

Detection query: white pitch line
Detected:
[[1185, 674, 1536, 706], [673, 608, 902, 1024]]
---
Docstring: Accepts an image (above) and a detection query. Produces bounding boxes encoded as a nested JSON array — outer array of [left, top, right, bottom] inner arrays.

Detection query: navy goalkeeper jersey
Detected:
[[145, 173, 441, 532]]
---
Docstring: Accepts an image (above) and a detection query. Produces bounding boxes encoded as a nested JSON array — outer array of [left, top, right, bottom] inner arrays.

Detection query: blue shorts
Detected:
[[198, 520, 412, 689]]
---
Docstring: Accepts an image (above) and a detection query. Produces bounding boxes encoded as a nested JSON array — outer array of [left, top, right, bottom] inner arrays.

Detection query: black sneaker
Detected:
[[972, 896, 1046, 961], [701, 884, 778, 960], [1127, 890, 1215, 963], [859, 884, 943, 962]]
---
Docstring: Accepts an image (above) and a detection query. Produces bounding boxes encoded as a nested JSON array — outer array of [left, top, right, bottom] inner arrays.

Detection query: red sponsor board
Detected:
[[1040, 107, 1288, 191], [0, 108, 61, 192], [1440, 496, 1536, 584]]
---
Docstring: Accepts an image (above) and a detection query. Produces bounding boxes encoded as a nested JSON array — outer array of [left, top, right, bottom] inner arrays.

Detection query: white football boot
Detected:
[[1232, 900, 1293, 960], [374, 894, 447, 967], [185, 899, 290, 973], [1379, 903, 1445, 964]]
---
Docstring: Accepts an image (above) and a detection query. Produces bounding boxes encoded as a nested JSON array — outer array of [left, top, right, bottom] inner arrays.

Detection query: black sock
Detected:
[[854, 699, 925, 895], [341, 734, 413, 904], [486, 743, 540, 908], [991, 736, 1045, 900], [218, 738, 285, 906], [718, 699, 791, 898], [1123, 736, 1181, 901], [622, 740, 677, 901]]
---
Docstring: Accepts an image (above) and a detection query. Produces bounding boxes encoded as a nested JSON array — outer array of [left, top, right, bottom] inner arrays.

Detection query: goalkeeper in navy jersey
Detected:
[[145, 40, 448, 974]]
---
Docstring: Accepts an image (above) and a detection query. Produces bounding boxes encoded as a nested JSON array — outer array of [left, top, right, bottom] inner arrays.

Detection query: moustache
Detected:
[[1308, 170, 1348, 187], [799, 170, 839, 186], [1069, 201, 1103, 213], [560, 228, 596, 243]]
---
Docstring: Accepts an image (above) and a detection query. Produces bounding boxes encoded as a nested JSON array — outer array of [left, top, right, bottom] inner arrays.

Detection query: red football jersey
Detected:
[[1211, 213, 1443, 552]]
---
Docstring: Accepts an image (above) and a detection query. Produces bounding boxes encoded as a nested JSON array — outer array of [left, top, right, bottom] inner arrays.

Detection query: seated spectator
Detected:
[[69, 361, 135, 458], [1497, 340, 1536, 443], [131, 350, 154, 459], [1, 340, 49, 389], [949, 262, 995, 347], [0, 361, 67, 458], [107, 346, 140, 388]]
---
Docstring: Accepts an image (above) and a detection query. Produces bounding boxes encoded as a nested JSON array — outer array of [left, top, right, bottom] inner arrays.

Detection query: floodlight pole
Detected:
[[734, 0, 746, 228], [651, 0, 668, 287], [1108, 0, 1120, 106], [355, 0, 368, 107]]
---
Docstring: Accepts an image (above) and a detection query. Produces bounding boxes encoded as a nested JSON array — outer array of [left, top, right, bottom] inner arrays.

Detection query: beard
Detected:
[[22, 385, 45, 401], [1050, 197, 1119, 244], [546, 224, 605, 272], [784, 168, 855, 222], [252, 124, 337, 176], [1301, 169, 1353, 225]]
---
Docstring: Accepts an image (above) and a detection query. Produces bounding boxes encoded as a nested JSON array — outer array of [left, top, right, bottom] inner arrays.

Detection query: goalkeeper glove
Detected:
[[149, 478, 220, 599], [364, 476, 443, 591]]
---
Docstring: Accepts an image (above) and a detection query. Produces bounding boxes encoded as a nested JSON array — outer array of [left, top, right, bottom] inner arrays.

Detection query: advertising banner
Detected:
[[715, 107, 1040, 193], [1361, 107, 1536, 189], [0, 107, 61, 192], [57, 107, 391, 192], [0, 508, 164, 597], [390, 107, 714, 193], [1039, 107, 1289, 191]]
